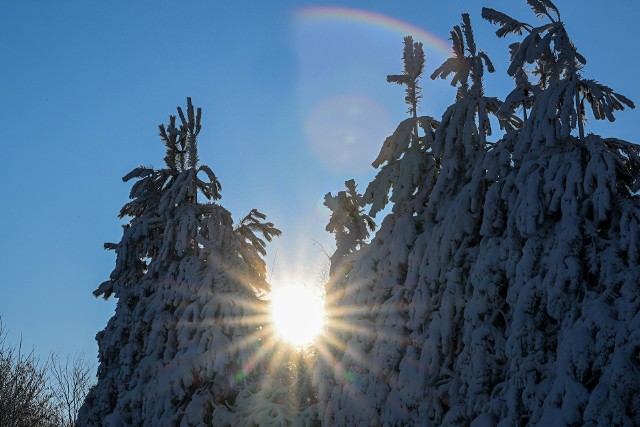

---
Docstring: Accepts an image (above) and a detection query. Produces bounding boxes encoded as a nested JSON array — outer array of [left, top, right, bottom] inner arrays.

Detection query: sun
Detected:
[[270, 284, 325, 347]]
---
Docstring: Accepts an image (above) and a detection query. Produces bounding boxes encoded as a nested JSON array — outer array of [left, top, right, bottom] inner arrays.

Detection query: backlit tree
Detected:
[[77, 98, 281, 426]]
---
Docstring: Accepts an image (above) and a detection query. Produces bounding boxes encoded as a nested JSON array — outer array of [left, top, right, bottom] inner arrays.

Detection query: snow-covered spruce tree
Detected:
[[315, 36, 443, 426], [477, 1, 639, 425], [77, 98, 281, 426], [323, 179, 376, 282], [319, 15, 523, 425], [319, 2, 638, 425], [389, 14, 520, 425], [313, 180, 375, 424], [365, 36, 440, 219], [223, 346, 321, 427]]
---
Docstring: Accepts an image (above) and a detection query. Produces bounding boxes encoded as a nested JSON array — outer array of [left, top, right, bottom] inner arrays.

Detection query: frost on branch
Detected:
[[484, 0, 634, 146], [365, 36, 440, 218], [387, 36, 425, 118], [324, 179, 376, 285]]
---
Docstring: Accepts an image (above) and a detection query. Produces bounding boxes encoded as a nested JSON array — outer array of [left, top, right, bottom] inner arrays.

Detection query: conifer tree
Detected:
[[383, 15, 521, 425], [364, 36, 440, 218], [483, 0, 633, 146], [316, 36, 443, 426], [318, 2, 639, 425], [323, 179, 376, 281], [220, 347, 320, 427], [77, 98, 281, 426], [477, 1, 640, 424]]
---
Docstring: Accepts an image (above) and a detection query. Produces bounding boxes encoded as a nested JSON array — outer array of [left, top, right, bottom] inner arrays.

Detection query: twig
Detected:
[[312, 239, 332, 260]]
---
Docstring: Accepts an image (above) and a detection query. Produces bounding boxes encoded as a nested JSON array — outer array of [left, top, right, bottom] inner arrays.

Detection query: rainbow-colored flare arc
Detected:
[[295, 6, 452, 58]]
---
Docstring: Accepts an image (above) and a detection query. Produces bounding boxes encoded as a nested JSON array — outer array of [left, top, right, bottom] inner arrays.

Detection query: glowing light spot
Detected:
[[343, 370, 355, 382], [271, 285, 325, 347]]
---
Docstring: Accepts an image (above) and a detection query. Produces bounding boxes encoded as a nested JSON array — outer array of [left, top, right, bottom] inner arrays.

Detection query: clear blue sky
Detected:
[[1, 0, 638, 364]]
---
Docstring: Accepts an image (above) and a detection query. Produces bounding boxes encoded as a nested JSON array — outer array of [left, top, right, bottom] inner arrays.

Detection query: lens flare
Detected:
[[305, 94, 392, 173], [295, 6, 452, 57]]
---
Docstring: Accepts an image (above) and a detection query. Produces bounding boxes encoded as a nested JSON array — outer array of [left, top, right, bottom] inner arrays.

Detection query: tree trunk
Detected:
[[575, 87, 585, 141]]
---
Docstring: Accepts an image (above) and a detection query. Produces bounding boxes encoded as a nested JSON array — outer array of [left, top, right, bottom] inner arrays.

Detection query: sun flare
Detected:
[[270, 285, 325, 347]]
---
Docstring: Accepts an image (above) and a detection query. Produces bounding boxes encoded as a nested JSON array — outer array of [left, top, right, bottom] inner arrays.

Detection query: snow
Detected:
[[80, 1, 640, 425], [318, 2, 640, 425], [77, 98, 283, 426]]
